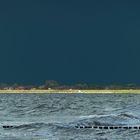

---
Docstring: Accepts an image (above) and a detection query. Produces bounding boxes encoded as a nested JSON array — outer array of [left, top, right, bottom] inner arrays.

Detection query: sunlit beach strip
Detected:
[[0, 89, 140, 93]]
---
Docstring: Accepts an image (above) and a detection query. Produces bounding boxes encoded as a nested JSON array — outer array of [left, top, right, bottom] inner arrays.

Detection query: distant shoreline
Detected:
[[0, 89, 140, 93]]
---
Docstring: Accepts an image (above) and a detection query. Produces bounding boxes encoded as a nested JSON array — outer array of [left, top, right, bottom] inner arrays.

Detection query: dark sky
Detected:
[[0, 0, 140, 85]]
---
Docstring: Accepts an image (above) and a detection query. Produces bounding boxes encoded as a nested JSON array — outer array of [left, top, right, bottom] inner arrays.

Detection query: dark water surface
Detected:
[[0, 93, 140, 140]]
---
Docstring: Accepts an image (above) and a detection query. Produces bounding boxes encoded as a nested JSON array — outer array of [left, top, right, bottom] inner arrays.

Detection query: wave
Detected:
[[2, 113, 140, 131], [72, 113, 140, 127]]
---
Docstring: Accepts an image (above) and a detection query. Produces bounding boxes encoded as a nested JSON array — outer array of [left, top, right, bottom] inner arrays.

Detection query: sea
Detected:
[[0, 93, 140, 140]]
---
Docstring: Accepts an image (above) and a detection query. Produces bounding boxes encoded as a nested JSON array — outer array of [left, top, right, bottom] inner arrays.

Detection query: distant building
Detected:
[[3, 87, 9, 90], [31, 88, 37, 90], [38, 85, 45, 89], [15, 86, 25, 90]]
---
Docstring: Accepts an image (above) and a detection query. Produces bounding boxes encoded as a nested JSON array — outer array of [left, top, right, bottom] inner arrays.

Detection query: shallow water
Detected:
[[0, 93, 140, 139]]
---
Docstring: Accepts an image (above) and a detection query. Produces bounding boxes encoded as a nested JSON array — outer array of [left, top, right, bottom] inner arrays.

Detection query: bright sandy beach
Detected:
[[0, 89, 140, 93]]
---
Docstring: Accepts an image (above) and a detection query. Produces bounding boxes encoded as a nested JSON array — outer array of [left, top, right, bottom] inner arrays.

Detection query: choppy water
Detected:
[[0, 93, 140, 139]]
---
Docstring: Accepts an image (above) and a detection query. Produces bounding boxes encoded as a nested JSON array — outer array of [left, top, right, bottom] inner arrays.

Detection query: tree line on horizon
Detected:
[[0, 80, 139, 90]]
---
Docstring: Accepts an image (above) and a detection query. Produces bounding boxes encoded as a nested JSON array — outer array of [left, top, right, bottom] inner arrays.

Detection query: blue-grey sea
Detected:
[[0, 93, 140, 140]]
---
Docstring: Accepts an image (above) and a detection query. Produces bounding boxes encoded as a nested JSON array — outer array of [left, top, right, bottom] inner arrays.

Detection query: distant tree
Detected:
[[45, 80, 59, 89], [25, 85, 38, 90], [87, 84, 99, 89], [0, 83, 8, 89], [12, 83, 19, 89], [73, 83, 88, 89], [126, 83, 137, 89]]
